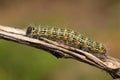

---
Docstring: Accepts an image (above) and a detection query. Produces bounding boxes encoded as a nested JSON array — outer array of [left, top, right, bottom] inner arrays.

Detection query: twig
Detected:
[[0, 25, 120, 79]]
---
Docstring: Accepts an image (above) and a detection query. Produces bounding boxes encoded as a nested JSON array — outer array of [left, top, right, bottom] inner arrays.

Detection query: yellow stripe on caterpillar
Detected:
[[37, 27, 41, 36], [45, 27, 48, 37], [56, 28, 61, 39], [50, 27, 54, 37], [63, 29, 67, 40], [83, 38, 88, 48], [91, 41, 96, 50], [68, 30, 74, 42], [75, 34, 81, 45]]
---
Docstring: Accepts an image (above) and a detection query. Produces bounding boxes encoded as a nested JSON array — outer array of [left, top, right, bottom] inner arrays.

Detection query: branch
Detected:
[[0, 25, 120, 79]]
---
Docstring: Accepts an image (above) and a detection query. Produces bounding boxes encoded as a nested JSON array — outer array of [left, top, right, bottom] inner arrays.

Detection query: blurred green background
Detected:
[[0, 0, 120, 80]]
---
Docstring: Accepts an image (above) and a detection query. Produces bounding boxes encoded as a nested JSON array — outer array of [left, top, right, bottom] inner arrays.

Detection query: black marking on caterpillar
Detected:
[[26, 25, 107, 55]]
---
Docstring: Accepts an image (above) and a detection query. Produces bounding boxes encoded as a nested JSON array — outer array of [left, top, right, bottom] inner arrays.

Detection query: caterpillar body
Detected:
[[26, 25, 107, 55]]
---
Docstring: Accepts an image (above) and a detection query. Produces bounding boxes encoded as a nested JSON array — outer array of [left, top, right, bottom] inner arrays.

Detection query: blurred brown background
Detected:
[[0, 0, 120, 80]]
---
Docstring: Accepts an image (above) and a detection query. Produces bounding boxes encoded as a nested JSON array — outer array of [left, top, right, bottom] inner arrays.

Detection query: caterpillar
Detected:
[[26, 25, 107, 55]]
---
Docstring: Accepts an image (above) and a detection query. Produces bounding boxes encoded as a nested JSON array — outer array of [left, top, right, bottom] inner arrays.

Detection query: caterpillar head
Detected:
[[26, 25, 35, 37]]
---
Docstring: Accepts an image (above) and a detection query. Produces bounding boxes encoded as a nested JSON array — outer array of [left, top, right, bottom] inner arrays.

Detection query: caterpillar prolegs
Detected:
[[26, 25, 107, 55]]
